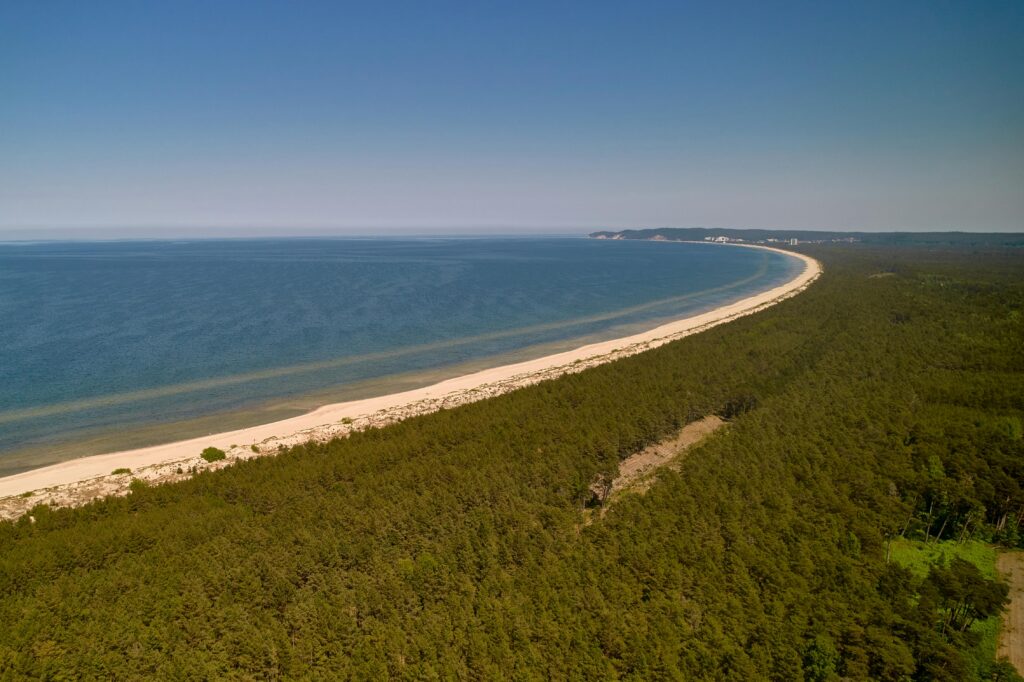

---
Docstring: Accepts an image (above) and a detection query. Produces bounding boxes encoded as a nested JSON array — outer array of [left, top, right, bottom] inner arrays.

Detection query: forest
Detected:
[[1, 245, 1023, 680]]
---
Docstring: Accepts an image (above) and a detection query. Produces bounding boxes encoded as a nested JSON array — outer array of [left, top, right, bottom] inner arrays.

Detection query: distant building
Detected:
[[703, 235, 750, 244], [789, 238, 799, 246]]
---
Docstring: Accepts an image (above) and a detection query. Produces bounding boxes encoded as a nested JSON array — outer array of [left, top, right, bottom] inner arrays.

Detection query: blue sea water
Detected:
[[0, 237, 801, 474]]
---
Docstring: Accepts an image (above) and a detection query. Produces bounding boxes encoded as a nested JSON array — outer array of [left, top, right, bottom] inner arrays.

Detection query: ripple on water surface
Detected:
[[0, 237, 802, 475]]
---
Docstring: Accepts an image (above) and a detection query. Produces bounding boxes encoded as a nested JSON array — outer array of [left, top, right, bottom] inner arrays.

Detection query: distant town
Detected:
[[594, 231, 863, 245], [590, 228, 1024, 247], [701, 235, 859, 246]]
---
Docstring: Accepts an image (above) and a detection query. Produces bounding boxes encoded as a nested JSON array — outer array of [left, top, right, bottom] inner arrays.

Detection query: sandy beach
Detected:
[[0, 244, 821, 519]]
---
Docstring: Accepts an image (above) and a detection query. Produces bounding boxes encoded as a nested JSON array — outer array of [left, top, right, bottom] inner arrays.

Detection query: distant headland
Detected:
[[590, 227, 1024, 247]]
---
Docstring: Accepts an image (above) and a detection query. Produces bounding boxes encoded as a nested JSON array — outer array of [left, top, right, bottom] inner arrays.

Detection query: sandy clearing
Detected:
[[609, 415, 726, 496], [583, 415, 727, 526], [0, 244, 820, 520]]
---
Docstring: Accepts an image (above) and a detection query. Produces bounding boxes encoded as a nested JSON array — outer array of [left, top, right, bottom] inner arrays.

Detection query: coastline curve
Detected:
[[0, 244, 821, 518]]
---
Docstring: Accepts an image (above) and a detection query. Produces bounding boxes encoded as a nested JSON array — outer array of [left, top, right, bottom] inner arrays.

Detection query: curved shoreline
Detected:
[[0, 244, 821, 518]]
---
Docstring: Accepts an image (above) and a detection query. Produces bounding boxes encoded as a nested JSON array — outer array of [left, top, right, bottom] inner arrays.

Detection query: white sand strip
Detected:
[[0, 244, 820, 515]]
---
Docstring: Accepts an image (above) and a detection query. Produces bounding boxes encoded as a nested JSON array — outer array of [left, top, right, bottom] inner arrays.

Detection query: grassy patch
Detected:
[[111, 467, 131, 475], [970, 612, 1002, 681], [890, 538, 1002, 679], [889, 538, 997, 579]]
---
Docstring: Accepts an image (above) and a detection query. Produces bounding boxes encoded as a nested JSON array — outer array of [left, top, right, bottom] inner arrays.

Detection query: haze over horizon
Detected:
[[3, 1, 1023, 238]]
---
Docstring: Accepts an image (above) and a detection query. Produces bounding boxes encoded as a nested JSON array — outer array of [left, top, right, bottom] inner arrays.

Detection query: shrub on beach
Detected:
[[111, 468, 131, 475], [200, 447, 226, 463]]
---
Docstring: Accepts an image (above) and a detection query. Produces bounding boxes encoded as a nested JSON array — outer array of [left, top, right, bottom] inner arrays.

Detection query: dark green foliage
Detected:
[[720, 394, 758, 419], [923, 559, 1008, 633], [111, 467, 131, 475], [200, 446, 226, 463], [991, 660, 1024, 682], [0, 246, 1022, 679]]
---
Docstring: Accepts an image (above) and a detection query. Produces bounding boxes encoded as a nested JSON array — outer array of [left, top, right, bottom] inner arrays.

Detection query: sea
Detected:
[[0, 237, 802, 475]]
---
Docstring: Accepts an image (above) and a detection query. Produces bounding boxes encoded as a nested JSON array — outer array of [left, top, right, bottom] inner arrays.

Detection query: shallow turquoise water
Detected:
[[0, 237, 801, 473]]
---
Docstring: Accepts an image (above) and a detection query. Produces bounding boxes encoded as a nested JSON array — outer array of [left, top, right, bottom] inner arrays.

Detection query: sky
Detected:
[[1, 0, 1023, 237]]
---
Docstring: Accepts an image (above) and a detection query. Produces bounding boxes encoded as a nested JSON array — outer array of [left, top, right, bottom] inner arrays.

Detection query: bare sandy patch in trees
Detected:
[[585, 415, 727, 523]]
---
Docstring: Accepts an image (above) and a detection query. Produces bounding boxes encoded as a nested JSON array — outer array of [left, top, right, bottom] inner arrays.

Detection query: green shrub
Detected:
[[200, 447, 226, 463], [111, 468, 131, 475]]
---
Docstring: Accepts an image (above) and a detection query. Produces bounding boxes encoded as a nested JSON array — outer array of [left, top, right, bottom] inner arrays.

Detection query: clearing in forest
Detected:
[[610, 415, 725, 495], [585, 415, 726, 523]]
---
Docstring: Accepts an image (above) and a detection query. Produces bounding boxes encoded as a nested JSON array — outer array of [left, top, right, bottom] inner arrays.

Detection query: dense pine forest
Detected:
[[2, 246, 1023, 680]]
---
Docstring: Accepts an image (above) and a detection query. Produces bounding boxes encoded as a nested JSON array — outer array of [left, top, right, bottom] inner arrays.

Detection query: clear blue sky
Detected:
[[2, 0, 1022, 236]]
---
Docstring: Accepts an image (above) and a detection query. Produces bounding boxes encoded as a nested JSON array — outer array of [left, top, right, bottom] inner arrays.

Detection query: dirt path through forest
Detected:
[[997, 552, 1024, 673]]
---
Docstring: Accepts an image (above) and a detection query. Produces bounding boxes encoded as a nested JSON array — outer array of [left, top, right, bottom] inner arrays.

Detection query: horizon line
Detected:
[[2, 225, 1023, 242]]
